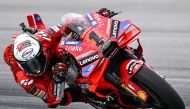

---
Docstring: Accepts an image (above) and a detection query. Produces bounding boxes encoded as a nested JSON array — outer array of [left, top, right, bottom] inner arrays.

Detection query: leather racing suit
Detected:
[[4, 8, 116, 108], [4, 24, 79, 107]]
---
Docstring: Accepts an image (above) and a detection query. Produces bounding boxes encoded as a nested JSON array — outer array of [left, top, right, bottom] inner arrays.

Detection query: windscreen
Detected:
[[61, 13, 91, 36]]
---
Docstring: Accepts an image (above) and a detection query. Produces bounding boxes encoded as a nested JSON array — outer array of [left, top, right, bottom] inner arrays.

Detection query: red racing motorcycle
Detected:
[[59, 12, 185, 109], [22, 12, 185, 109]]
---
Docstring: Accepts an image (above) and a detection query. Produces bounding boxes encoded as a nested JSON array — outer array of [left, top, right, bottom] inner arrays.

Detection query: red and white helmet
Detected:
[[13, 34, 46, 76]]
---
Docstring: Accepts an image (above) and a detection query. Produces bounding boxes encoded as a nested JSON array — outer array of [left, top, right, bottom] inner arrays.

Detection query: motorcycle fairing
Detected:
[[89, 12, 132, 38], [82, 61, 98, 77], [86, 13, 107, 32], [60, 12, 146, 98], [89, 12, 134, 46], [60, 37, 102, 64], [60, 13, 139, 80], [85, 12, 97, 28], [118, 21, 130, 36], [118, 24, 141, 48]]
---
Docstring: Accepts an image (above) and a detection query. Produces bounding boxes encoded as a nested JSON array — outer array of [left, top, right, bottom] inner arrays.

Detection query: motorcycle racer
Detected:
[[3, 8, 116, 108]]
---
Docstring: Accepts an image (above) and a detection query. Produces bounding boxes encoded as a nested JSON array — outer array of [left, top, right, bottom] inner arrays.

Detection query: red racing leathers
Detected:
[[4, 9, 116, 108], [3, 25, 78, 108]]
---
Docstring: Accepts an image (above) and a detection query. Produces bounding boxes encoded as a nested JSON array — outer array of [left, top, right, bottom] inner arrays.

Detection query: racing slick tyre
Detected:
[[132, 65, 185, 109]]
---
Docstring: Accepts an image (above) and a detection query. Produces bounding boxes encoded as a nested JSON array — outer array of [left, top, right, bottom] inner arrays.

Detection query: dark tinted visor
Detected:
[[19, 52, 46, 76]]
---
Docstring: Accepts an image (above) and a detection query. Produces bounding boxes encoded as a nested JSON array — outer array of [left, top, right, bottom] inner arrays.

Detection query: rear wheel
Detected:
[[132, 65, 185, 109]]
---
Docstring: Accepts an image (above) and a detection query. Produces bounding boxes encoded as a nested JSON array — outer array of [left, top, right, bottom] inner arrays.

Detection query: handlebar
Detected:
[[20, 22, 38, 34]]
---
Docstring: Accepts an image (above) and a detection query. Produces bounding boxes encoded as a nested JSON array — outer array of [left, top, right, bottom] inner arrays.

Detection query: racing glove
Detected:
[[52, 63, 68, 83]]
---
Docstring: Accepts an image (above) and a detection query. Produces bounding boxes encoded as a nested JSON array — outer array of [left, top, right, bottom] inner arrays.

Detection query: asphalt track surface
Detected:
[[0, 0, 190, 109]]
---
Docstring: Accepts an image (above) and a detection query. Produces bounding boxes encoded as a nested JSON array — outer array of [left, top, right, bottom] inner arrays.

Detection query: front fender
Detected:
[[120, 59, 144, 81], [119, 59, 148, 101]]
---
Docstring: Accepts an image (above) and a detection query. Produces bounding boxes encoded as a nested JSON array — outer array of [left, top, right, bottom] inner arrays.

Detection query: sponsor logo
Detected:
[[47, 28, 55, 35], [39, 31, 50, 41], [33, 89, 46, 100], [64, 41, 82, 46], [119, 22, 130, 34], [86, 12, 97, 27], [22, 48, 33, 58], [34, 89, 40, 96], [128, 61, 137, 74], [27, 86, 37, 94], [82, 63, 96, 76], [21, 79, 33, 86], [65, 46, 82, 52], [56, 83, 64, 101], [36, 90, 46, 99], [17, 40, 31, 52], [86, 13, 93, 21], [53, 84, 57, 96], [137, 91, 148, 101], [53, 75, 62, 83], [93, 14, 104, 29], [51, 26, 60, 32], [79, 52, 100, 66], [110, 20, 120, 38]]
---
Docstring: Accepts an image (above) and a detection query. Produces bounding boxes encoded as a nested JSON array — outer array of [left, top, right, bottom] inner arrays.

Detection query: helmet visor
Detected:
[[19, 52, 46, 76]]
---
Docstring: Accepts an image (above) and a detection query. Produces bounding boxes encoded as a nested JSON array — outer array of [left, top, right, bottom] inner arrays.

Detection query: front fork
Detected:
[[119, 59, 165, 103], [119, 59, 148, 102]]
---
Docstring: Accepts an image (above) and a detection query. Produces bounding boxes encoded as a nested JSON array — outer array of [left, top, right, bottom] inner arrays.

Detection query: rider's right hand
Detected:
[[52, 63, 68, 83]]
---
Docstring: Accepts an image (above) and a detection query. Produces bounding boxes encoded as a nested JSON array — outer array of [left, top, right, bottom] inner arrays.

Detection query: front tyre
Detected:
[[132, 65, 185, 109]]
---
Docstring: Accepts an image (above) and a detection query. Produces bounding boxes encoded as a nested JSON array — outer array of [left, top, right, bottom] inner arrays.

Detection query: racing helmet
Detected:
[[13, 34, 47, 76]]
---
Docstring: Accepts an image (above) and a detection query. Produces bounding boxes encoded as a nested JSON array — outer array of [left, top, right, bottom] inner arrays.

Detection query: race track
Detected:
[[0, 0, 190, 109]]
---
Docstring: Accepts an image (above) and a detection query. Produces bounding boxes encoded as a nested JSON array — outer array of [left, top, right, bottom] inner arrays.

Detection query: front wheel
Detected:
[[132, 65, 185, 109]]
